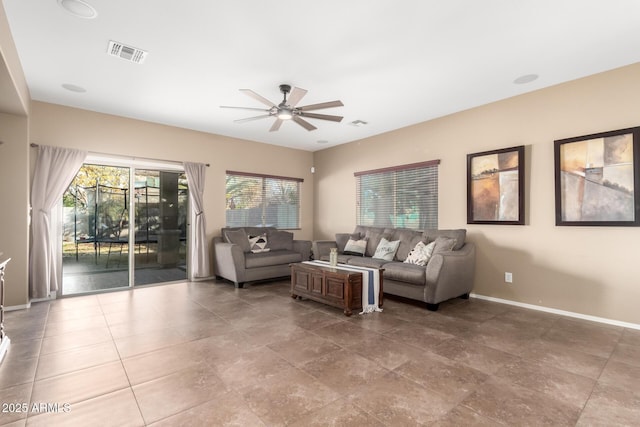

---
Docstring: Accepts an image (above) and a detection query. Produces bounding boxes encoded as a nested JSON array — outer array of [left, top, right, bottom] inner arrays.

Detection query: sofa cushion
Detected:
[[224, 228, 251, 253], [424, 229, 466, 251], [336, 233, 361, 253], [245, 250, 302, 268], [373, 238, 401, 261], [404, 240, 436, 266], [387, 228, 425, 261], [382, 262, 426, 286], [432, 236, 456, 254], [346, 257, 388, 269], [344, 238, 367, 256], [248, 233, 269, 253], [267, 230, 294, 251]]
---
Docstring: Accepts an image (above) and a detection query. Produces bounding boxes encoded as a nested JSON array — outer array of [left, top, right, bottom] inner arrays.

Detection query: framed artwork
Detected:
[[467, 145, 525, 225], [554, 126, 640, 226]]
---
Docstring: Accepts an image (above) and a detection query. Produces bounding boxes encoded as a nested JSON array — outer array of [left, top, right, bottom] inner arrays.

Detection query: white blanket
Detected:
[[303, 261, 383, 314]]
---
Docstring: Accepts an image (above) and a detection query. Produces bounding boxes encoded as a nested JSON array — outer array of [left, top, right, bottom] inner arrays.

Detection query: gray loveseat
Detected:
[[213, 227, 311, 288], [312, 226, 475, 310]]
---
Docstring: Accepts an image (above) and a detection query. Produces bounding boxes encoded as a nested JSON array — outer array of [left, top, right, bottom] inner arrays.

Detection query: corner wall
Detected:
[[313, 62, 640, 325], [0, 113, 29, 307]]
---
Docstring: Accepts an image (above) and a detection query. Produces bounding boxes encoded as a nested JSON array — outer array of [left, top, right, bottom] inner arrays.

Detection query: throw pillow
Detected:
[[248, 233, 270, 253], [404, 240, 436, 266], [336, 233, 360, 253], [223, 228, 251, 253], [432, 236, 456, 255], [343, 238, 367, 256], [373, 237, 401, 261]]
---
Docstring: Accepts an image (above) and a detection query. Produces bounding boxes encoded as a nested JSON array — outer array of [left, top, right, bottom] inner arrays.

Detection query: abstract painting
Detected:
[[554, 127, 640, 226], [467, 145, 524, 225]]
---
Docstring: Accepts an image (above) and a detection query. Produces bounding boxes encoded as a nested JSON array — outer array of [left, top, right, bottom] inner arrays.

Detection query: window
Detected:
[[355, 160, 439, 229], [226, 171, 302, 229]]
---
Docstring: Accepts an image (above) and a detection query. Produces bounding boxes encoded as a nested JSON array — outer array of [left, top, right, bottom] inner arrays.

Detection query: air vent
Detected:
[[107, 40, 148, 64]]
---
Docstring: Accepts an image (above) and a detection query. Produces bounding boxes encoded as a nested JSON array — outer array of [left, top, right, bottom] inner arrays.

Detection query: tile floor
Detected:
[[1, 279, 639, 426]]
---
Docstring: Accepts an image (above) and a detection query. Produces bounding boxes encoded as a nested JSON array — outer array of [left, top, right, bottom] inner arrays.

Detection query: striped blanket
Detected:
[[303, 260, 383, 314]]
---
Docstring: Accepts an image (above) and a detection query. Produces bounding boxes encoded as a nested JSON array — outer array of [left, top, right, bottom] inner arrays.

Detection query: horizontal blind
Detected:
[[225, 172, 301, 229], [356, 161, 439, 230]]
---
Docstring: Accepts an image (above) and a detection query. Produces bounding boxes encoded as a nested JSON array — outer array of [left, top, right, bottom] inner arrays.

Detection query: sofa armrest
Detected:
[[312, 240, 337, 260], [293, 240, 312, 261], [213, 238, 247, 284], [424, 242, 476, 304]]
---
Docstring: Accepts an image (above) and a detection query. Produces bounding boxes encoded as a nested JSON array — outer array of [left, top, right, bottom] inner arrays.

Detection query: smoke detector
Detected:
[[107, 41, 148, 64]]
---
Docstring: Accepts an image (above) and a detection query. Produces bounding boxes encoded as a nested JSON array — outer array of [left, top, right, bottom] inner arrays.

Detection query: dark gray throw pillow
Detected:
[[223, 228, 251, 253], [267, 230, 294, 251]]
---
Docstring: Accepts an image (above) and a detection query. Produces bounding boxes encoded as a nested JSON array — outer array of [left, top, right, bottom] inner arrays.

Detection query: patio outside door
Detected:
[[61, 163, 188, 295]]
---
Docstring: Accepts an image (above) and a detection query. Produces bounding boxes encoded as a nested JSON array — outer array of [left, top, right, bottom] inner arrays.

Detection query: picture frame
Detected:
[[554, 126, 640, 226], [467, 145, 525, 225]]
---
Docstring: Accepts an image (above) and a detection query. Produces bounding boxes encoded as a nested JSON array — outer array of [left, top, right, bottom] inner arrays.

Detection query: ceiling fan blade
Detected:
[[287, 87, 307, 108], [269, 119, 284, 132], [239, 89, 277, 108], [298, 112, 343, 122], [220, 106, 271, 112], [298, 100, 344, 111], [234, 114, 272, 123], [292, 116, 317, 131]]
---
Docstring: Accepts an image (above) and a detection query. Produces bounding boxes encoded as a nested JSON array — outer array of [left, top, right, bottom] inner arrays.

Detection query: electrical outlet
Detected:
[[505, 272, 513, 283]]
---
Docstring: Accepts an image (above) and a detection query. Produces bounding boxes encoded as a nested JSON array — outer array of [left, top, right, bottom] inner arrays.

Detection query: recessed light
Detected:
[[316, 140, 329, 144], [62, 83, 87, 93], [349, 120, 368, 127], [57, 0, 98, 19], [513, 74, 539, 85]]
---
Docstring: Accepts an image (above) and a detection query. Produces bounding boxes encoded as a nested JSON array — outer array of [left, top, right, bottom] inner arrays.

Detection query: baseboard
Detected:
[[470, 293, 640, 331], [0, 336, 10, 364], [4, 302, 31, 311], [189, 276, 216, 282]]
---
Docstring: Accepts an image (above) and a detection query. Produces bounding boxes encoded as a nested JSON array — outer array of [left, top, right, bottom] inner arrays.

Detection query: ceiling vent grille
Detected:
[[107, 40, 148, 64]]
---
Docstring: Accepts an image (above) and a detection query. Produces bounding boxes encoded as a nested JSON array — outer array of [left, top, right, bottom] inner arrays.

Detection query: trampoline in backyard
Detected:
[[62, 166, 188, 295]]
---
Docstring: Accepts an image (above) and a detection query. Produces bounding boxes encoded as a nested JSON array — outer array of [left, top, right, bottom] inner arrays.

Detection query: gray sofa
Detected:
[[312, 226, 475, 310], [213, 227, 312, 288]]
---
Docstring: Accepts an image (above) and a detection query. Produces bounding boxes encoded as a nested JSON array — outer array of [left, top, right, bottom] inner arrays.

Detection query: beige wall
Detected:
[[1, 1, 30, 307], [0, 102, 313, 306], [313, 62, 640, 325], [0, 3, 29, 115], [30, 101, 316, 240], [0, 113, 30, 307]]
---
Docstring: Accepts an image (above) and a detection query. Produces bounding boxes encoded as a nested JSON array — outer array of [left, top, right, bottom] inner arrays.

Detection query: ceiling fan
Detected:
[[220, 84, 344, 132]]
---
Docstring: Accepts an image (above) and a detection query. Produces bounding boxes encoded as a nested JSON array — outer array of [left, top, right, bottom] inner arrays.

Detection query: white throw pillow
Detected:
[[373, 237, 401, 261], [343, 238, 368, 256], [248, 233, 270, 253], [404, 240, 436, 266]]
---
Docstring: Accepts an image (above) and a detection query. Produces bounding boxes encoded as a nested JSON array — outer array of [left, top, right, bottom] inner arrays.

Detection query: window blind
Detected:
[[225, 171, 302, 229], [355, 160, 439, 230]]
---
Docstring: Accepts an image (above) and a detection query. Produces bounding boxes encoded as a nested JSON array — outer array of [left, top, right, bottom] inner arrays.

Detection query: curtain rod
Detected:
[[29, 143, 209, 167]]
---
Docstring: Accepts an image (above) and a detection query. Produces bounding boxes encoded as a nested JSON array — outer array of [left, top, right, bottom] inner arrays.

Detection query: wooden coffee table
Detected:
[[290, 262, 383, 316]]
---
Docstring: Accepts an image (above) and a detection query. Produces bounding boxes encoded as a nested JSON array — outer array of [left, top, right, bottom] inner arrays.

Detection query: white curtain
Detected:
[[184, 162, 210, 279], [29, 145, 87, 298]]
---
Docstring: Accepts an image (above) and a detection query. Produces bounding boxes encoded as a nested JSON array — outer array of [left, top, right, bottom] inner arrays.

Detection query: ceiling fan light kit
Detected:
[[221, 84, 344, 132]]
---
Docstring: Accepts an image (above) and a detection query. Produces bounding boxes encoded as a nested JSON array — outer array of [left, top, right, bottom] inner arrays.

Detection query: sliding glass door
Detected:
[[61, 162, 187, 295], [133, 170, 188, 286]]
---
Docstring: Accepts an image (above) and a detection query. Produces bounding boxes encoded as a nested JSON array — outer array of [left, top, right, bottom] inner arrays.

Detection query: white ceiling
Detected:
[[4, 0, 640, 151]]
